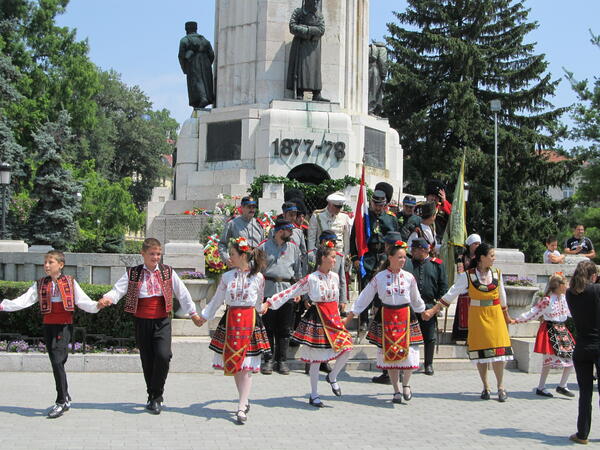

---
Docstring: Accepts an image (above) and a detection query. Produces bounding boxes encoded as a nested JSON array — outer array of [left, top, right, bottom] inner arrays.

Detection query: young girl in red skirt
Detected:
[[263, 246, 353, 408], [513, 273, 575, 398], [196, 238, 270, 424]]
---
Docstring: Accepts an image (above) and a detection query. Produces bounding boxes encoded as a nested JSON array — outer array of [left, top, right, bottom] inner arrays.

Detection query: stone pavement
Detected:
[[0, 368, 594, 449]]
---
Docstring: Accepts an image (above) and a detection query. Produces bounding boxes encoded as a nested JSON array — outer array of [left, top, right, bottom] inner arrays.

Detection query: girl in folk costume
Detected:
[[0, 251, 99, 418], [263, 246, 353, 408], [452, 233, 481, 342], [424, 243, 514, 402], [344, 241, 427, 404], [197, 238, 270, 424], [512, 273, 575, 398]]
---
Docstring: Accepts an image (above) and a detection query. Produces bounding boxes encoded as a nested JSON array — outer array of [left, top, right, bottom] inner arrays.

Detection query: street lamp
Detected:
[[0, 162, 12, 240], [490, 99, 502, 248]]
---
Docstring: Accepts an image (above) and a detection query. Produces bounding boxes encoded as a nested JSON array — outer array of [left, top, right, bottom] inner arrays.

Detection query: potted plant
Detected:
[[503, 276, 540, 318]]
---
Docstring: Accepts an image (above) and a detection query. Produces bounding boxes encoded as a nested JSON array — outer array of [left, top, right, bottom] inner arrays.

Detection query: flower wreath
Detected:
[[324, 240, 335, 248], [394, 240, 408, 249], [232, 237, 251, 253]]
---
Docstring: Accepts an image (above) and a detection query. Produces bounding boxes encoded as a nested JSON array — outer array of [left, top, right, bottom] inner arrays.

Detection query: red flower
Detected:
[[395, 240, 407, 248], [325, 240, 335, 248], [184, 210, 192, 215], [496, 347, 506, 356]]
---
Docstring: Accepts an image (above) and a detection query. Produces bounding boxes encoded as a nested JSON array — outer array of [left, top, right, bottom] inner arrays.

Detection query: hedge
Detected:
[[0, 281, 136, 338]]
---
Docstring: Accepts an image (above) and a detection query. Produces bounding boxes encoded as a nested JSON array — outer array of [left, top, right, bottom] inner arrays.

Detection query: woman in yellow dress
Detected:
[[423, 242, 514, 402]]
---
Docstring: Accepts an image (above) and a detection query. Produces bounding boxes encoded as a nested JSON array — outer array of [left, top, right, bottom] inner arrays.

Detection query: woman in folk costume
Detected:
[[263, 246, 353, 408], [197, 238, 270, 424], [424, 242, 514, 402], [512, 273, 575, 398], [344, 241, 427, 404], [452, 233, 481, 342]]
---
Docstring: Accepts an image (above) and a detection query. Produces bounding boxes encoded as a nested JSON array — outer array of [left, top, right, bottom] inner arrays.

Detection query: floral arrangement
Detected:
[[204, 238, 227, 277], [180, 271, 207, 280], [504, 276, 537, 287]]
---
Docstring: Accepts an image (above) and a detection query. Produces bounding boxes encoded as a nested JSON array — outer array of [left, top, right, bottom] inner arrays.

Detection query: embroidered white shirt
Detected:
[[201, 269, 265, 320], [515, 293, 571, 323], [268, 271, 339, 310], [441, 269, 507, 307]]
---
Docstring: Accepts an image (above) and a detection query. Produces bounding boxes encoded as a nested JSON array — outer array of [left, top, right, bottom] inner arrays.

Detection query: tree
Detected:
[[27, 110, 81, 249], [384, 0, 578, 260]]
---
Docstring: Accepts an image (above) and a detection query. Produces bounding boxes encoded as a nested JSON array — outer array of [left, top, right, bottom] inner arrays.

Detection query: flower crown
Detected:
[[394, 240, 408, 249], [233, 237, 251, 253], [324, 240, 335, 248]]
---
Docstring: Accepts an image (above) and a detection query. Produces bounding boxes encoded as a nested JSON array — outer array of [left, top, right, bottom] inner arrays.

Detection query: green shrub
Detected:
[[0, 281, 135, 338], [124, 240, 143, 254]]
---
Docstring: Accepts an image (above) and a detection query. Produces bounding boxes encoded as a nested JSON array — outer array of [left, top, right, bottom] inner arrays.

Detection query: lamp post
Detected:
[[490, 99, 502, 248], [0, 162, 12, 240]]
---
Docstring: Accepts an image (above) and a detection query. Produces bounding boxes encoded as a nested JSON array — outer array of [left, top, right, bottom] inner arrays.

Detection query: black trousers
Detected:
[[573, 347, 600, 440], [134, 317, 172, 401], [262, 301, 295, 360], [417, 303, 438, 343], [358, 276, 381, 325], [43, 324, 72, 404]]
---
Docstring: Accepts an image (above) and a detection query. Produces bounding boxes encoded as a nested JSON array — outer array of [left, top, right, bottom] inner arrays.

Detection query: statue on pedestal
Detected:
[[286, 0, 328, 101], [178, 21, 215, 109], [368, 42, 388, 115]]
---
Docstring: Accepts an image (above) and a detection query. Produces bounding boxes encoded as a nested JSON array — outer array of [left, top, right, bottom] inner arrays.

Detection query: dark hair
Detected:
[[45, 250, 65, 265], [379, 245, 407, 272], [573, 224, 585, 230], [468, 242, 494, 270], [142, 238, 162, 252], [230, 242, 266, 276], [546, 236, 558, 245], [315, 246, 336, 270], [569, 260, 598, 295]]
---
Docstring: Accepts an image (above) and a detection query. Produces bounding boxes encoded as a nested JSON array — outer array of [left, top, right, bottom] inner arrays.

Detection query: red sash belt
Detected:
[[135, 296, 167, 319], [224, 307, 255, 376], [381, 304, 410, 363], [315, 302, 353, 353], [43, 301, 74, 325]]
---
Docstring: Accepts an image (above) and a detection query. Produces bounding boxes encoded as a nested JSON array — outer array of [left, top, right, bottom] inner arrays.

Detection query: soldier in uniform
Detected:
[[307, 191, 352, 255], [410, 238, 448, 375], [258, 219, 303, 375], [398, 195, 417, 241], [350, 190, 398, 330], [218, 196, 265, 266]]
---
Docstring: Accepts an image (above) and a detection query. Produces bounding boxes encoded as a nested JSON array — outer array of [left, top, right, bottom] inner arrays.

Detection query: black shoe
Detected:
[[236, 409, 247, 424], [309, 396, 324, 408], [424, 364, 434, 376], [47, 403, 68, 419], [402, 385, 412, 401], [556, 386, 575, 398], [320, 362, 332, 373], [392, 392, 403, 404], [498, 389, 508, 402], [536, 388, 553, 398], [480, 389, 491, 400], [244, 402, 250, 414], [261, 359, 273, 375], [65, 394, 72, 408], [371, 373, 391, 385], [145, 395, 153, 410], [313, 94, 330, 102], [149, 399, 162, 415], [277, 361, 290, 375], [326, 374, 342, 397]]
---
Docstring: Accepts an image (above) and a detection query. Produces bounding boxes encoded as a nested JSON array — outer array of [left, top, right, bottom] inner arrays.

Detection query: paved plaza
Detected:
[[0, 368, 594, 449]]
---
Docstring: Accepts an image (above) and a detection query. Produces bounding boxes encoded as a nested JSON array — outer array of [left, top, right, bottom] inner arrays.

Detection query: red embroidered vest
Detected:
[[123, 264, 173, 315], [36, 275, 76, 314]]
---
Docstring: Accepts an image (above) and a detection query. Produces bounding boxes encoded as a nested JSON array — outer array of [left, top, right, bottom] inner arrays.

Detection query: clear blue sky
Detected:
[[57, 0, 600, 149]]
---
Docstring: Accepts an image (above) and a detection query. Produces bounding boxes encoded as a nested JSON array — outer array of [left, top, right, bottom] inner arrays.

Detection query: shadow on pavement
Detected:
[[480, 427, 575, 446]]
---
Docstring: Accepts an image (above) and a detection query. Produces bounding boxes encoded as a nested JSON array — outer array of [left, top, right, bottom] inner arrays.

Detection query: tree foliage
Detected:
[[384, 0, 579, 260]]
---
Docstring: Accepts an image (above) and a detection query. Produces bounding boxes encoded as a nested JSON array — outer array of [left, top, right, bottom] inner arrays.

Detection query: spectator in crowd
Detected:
[[565, 261, 600, 445], [544, 236, 565, 264], [425, 179, 452, 242], [564, 225, 596, 260]]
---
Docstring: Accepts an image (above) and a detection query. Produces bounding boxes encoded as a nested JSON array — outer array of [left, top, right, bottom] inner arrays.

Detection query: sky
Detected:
[[56, 0, 600, 149]]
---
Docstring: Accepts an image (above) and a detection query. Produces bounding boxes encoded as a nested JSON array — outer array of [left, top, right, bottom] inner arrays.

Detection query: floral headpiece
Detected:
[[394, 240, 408, 249], [324, 240, 335, 248], [233, 237, 251, 253]]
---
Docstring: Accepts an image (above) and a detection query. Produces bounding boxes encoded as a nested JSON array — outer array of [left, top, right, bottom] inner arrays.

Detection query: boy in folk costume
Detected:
[[0, 250, 100, 418], [98, 238, 202, 414]]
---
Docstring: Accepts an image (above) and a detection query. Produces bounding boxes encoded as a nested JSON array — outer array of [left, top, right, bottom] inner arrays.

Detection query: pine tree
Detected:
[[384, 0, 578, 260], [27, 110, 81, 249]]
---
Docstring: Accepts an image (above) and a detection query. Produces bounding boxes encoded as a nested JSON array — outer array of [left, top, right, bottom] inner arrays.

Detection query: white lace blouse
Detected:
[[201, 269, 265, 320], [267, 271, 340, 310]]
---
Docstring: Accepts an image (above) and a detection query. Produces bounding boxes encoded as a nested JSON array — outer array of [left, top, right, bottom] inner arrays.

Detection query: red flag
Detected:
[[354, 165, 371, 277]]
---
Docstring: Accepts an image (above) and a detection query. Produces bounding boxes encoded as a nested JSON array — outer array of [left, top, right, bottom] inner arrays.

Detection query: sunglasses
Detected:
[[332, 204, 343, 209]]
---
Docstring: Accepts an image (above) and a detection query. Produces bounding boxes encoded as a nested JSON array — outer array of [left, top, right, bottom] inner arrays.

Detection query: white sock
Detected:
[[538, 366, 551, 390], [559, 366, 574, 388], [309, 363, 320, 399], [329, 351, 351, 386]]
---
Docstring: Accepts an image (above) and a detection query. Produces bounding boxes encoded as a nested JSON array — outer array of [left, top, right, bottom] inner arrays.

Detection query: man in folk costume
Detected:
[[98, 238, 202, 414], [218, 196, 265, 266], [1, 250, 100, 418], [410, 238, 448, 375], [307, 191, 352, 255], [258, 219, 303, 375], [350, 189, 399, 330]]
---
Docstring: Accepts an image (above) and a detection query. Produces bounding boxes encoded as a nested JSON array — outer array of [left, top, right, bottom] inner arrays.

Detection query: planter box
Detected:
[[505, 285, 539, 319]]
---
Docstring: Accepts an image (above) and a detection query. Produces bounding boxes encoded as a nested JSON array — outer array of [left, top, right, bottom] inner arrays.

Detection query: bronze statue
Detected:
[[178, 21, 215, 109], [286, 0, 328, 101], [368, 42, 388, 115]]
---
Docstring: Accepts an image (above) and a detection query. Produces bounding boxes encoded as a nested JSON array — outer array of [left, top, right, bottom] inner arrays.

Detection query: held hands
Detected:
[[293, 296, 302, 303], [191, 314, 206, 327], [97, 297, 112, 310], [260, 302, 270, 315], [421, 308, 435, 321]]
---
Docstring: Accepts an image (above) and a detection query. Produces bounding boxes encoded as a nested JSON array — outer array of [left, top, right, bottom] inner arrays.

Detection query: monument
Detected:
[[148, 0, 404, 237]]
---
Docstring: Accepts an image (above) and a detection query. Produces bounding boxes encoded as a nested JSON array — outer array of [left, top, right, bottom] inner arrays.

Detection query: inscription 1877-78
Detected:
[[272, 138, 346, 161]]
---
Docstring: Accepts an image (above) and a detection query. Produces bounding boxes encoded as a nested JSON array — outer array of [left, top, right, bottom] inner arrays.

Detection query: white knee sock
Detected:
[[559, 366, 574, 388], [538, 366, 551, 390], [310, 363, 320, 398], [329, 351, 351, 382]]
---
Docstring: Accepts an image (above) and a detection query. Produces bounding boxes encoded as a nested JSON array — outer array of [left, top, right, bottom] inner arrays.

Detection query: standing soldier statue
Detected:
[[368, 42, 388, 115], [178, 21, 215, 109], [287, 0, 328, 101]]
